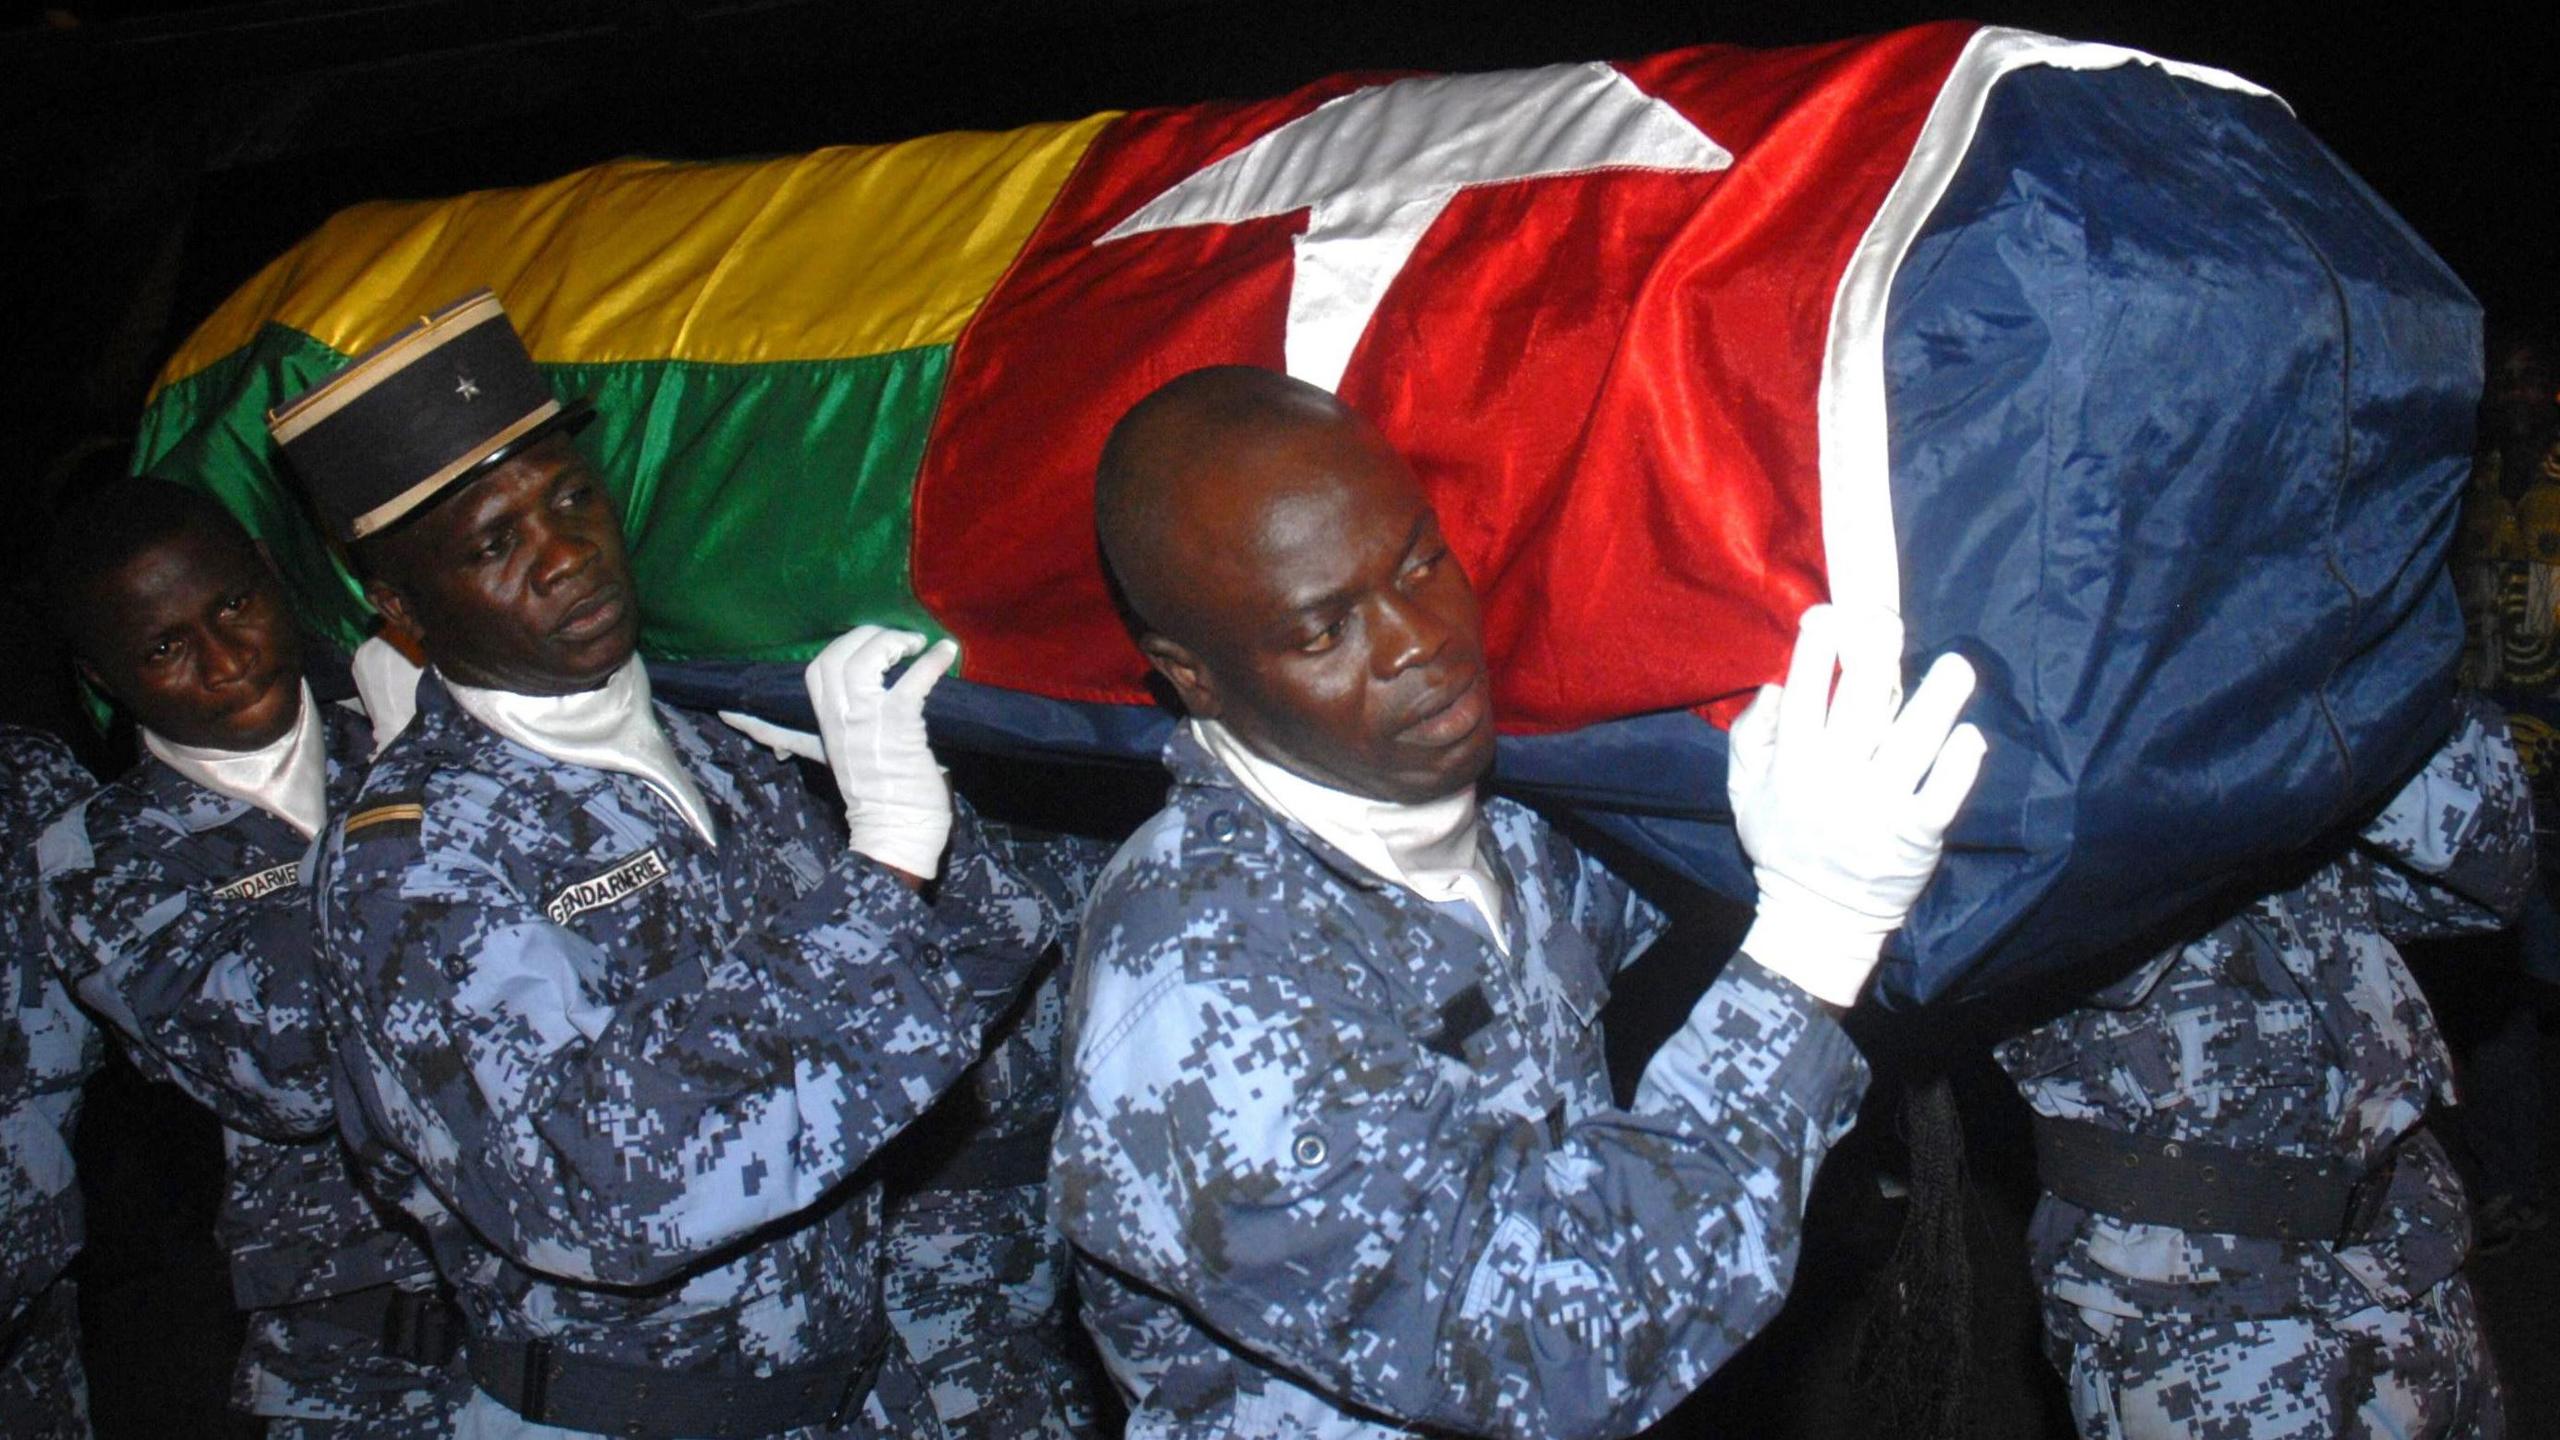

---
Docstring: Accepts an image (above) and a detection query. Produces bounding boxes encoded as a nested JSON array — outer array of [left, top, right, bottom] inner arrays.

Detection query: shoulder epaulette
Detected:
[[342, 793, 425, 844]]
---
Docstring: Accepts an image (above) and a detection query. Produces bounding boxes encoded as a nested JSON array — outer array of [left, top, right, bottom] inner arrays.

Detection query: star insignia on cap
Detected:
[[454, 373, 480, 401]]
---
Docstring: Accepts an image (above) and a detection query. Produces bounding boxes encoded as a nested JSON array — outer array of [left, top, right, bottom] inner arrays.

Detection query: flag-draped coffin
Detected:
[[134, 22, 2478, 1002]]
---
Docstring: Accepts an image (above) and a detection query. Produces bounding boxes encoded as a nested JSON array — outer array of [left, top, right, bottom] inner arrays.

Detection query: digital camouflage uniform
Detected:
[[882, 828, 1113, 1439], [1, 727, 99, 1440], [1054, 730, 1870, 1439], [314, 673, 1065, 1439], [36, 703, 466, 1437], [1996, 699, 2534, 1440]]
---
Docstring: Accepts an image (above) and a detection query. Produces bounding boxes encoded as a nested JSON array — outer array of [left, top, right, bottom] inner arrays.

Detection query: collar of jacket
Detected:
[[1158, 724, 1522, 932], [1159, 724, 1388, 893], [131, 702, 370, 838], [404, 667, 754, 825]]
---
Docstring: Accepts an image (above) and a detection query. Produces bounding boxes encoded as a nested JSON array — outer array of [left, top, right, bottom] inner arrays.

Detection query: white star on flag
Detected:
[[454, 374, 480, 401], [1098, 62, 1732, 393]]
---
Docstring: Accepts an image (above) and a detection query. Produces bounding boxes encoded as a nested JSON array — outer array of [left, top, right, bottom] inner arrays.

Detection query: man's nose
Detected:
[[528, 519, 594, 592], [199, 626, 253, 686], [1372, 592, 1453, 678]]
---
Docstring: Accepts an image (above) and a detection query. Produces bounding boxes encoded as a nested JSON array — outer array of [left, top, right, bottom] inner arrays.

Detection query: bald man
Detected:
[[1052, 367, 1988, 1438]]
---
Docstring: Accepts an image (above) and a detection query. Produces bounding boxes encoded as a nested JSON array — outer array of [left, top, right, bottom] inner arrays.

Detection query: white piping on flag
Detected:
[[1816, 27, 2276, 620]]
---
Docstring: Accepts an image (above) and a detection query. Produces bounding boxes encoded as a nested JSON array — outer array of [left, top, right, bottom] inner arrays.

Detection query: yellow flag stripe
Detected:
[[155, 112, 1117, 394]]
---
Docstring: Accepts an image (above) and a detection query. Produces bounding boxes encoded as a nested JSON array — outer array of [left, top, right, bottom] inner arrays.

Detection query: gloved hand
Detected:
[[802, 626, 960, 879], [1727, 604, 1987, 1007]]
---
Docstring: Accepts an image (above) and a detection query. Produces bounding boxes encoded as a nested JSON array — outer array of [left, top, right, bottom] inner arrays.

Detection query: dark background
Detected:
[[3, 0, 2551, 491], [8, 3, 2553, 1435]]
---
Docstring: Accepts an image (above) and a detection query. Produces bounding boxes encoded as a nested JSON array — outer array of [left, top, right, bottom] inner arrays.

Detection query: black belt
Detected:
[[469, 1335, 883, 1439], [2032, 1114, 2399, 1243], [909, 1125, 1054, 1193], [291, 1283, 464, 1368]]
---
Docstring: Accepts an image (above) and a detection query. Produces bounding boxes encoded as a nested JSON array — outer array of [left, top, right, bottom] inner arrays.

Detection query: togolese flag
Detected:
[[133, 23, 2478, 1003], [137, 21, 1994, 729], [140, 112, 1117, 666]]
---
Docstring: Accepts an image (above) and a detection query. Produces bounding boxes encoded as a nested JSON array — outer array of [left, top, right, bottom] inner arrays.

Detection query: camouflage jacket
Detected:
[[1, 727, 99, 1328], [896, 827, 1115, 1166], [1053, 731, 1870, 1440], [37, 704, 437, 1314], [1996, 698, 2535, 1322], [312, 671, 1062, 1396], [880, 827, 1115, 1439], [878, 825, 1112, 1207]]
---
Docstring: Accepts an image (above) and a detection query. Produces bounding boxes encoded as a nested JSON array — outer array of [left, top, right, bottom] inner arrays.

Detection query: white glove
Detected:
[[802, 626, 960, 879], [1727, 604, 1987, 1007], [717, 710, 826, 764]]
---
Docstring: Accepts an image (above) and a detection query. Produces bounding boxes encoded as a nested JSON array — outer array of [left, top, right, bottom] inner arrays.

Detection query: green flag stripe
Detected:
[[134, 324, 951, 663]]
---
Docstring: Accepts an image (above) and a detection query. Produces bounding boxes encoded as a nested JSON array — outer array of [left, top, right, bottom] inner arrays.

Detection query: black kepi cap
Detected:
[[267, 290, 594, 542]]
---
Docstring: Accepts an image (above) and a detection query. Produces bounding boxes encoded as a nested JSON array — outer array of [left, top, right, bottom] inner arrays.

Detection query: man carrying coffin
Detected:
[[1053, 366, 1989, 1438], [282, 291, 1072, 1438], [1997, 700, 2534, 1438], [38, 478, 467, 1435]]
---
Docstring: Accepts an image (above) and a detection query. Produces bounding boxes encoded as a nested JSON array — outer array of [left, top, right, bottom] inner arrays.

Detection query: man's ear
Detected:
[[1138, 633, 1221, 720], [364, 579, 420, 650]]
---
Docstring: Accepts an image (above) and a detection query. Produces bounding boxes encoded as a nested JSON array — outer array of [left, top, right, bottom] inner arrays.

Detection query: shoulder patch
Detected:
[[546, 848, 672, 925], [211, 861, 301, 902]]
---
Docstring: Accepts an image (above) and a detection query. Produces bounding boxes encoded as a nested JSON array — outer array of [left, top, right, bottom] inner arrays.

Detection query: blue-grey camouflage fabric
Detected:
[[1, 727, 98, 1440], [315, 672, 1065, 1438], [1996, 698, 2534, 1439], [36, 703, 464, 1433], [1053, 730, 1870, 1439], [886, 825, 1114, 1439], [0, 1279, 87, 1440]]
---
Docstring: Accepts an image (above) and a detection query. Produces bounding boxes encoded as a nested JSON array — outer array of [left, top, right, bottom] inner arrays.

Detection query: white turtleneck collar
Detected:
[[444, 657, 719, 847], [144, 680, 330, 840], [1191, 717, 1505, 949], [348, 635, 424, 758]]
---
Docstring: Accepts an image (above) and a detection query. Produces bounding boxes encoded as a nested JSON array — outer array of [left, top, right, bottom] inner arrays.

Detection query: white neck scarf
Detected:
[[445, 657, 719, 847], [144, 680, 330, 840], [1192, 717, 1505, 948], [348, 635, 425, 758]]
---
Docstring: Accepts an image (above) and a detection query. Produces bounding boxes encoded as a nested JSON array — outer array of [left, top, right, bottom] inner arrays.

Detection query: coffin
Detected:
[[134, 22, 2478, 1003]]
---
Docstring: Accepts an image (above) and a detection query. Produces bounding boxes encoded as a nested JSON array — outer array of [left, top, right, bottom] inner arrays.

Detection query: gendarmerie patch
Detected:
[[546, 849, 671, 925], [211, 861, 300, 903]]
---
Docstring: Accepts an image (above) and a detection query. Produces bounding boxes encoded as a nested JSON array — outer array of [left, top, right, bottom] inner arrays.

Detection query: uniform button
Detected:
[[1292, 1133, 1327, 1168], [1207, 810, 1238, 843], [2161, 1142, 2182, 1160]]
